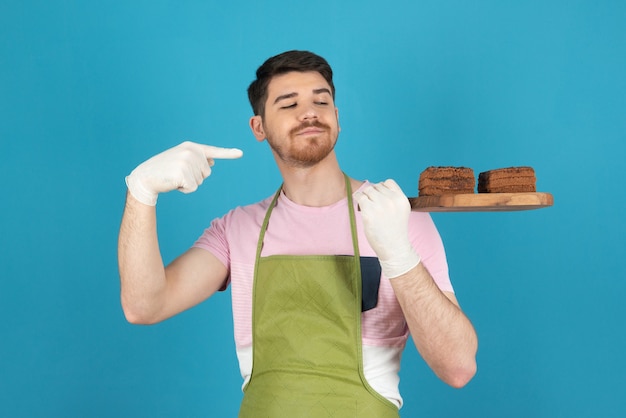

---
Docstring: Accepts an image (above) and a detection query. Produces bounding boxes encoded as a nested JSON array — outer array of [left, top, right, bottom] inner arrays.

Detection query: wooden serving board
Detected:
[[409, 192, 554, 212]]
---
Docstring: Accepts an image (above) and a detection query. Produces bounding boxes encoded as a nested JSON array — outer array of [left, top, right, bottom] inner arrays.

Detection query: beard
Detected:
[[266, 120, 338, 168]]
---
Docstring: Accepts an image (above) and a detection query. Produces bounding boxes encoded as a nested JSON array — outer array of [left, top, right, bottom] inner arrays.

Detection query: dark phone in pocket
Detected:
[[360, 256, 381, 312]]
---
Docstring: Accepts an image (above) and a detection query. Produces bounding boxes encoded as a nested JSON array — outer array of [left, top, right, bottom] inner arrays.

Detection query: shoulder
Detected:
[[218, 195, 274, 225], [194, 195, 274, 255]]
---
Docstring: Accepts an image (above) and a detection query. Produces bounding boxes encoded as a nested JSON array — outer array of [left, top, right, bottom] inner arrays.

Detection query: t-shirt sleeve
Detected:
[[193, 216, 231, 272], [409, 212, 454, 293]]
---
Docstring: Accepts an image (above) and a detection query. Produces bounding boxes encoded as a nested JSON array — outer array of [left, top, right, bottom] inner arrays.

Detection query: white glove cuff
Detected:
[[125, 174, 158, 206], [380, 247, 422, 279]]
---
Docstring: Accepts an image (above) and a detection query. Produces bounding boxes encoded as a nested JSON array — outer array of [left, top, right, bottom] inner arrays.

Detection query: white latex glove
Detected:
[[354, 179, 421, 279], [125, 141, 243, 206]]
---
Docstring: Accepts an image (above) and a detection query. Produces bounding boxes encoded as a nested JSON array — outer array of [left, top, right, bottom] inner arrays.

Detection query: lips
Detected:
[[290, 121, 329, 136], [297, 127, 324, 135]]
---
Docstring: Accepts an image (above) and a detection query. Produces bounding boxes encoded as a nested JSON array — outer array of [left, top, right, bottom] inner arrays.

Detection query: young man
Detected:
[[118, 50, 477, 417]]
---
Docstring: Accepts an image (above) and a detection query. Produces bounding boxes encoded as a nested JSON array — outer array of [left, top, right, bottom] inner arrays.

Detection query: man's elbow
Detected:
[[123, 309, 157, 325], [121, 298, 162, 325], [444, 362, 477, 389]]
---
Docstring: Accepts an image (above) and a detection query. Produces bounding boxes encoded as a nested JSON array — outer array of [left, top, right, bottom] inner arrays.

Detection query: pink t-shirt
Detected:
[[193, 181, 452, 349]]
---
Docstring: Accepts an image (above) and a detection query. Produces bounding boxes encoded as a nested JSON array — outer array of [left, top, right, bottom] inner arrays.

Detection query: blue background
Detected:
[[1, 1, 625, 417]]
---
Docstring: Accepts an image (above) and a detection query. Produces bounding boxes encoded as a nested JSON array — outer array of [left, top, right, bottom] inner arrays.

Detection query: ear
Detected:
[[249, 115, 266, 142], [336, 107, 341, 132]]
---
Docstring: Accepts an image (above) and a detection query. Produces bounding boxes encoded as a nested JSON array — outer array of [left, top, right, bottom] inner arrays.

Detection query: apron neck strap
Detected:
[[345, 174, 361, 260]]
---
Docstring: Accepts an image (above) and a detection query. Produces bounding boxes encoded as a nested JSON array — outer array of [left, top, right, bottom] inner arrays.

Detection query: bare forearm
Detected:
[[117, 192, 167, 324], [390, 263, 478, 388]]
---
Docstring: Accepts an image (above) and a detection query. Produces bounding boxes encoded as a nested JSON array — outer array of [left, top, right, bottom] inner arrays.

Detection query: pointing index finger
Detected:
[[199, 144, 244, 160]]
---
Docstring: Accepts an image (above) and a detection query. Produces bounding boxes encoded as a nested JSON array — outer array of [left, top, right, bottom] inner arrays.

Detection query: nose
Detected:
[[298, 104, 318, 121]]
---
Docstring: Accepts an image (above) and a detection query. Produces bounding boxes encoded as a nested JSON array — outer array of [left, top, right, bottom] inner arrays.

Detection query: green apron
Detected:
[[239, 175, 399, 417]]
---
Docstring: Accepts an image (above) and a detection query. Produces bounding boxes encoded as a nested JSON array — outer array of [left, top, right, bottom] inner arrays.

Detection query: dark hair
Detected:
[[247, 50, 335, 116]]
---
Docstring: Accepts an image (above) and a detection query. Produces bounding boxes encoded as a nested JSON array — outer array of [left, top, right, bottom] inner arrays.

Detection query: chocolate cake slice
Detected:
[[418, 166, 475, 196], [478, 166, 536, 193]]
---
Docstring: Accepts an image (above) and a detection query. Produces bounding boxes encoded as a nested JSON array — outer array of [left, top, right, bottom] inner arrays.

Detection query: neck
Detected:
[[275, 152, 362, 206]]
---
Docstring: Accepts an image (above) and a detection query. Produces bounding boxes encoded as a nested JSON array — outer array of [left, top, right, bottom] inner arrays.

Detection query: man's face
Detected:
[[250, 71, 340, 168]]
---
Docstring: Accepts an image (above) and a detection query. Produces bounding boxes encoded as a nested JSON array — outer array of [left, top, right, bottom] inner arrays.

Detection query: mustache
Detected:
[[289, 120, 330, 136]]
